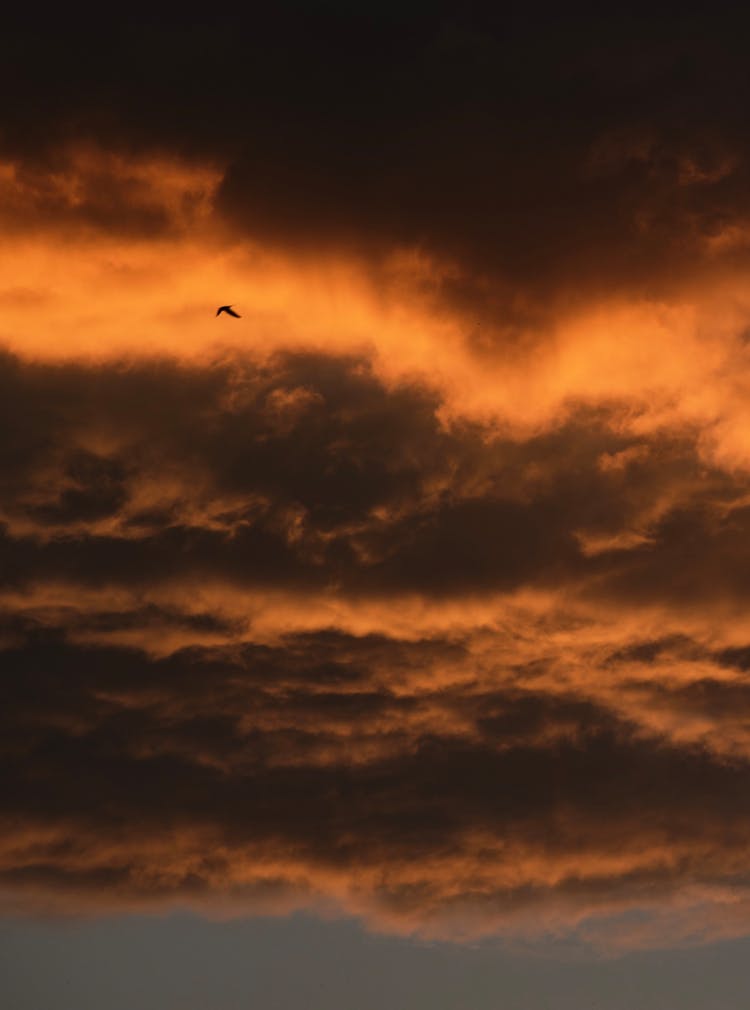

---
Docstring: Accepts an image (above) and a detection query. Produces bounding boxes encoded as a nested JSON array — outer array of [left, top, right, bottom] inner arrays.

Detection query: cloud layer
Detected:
[[1, 348, 750, 949], [5, 5, 750, 950]]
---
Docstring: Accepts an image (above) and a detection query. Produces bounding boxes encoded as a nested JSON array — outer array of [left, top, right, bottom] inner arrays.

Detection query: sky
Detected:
[[4, 4, 750, 1007]]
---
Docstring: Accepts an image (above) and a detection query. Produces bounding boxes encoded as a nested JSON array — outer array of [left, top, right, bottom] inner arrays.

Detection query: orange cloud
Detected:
[[5, 146, 750, 951], [3, 145, 750, 461]]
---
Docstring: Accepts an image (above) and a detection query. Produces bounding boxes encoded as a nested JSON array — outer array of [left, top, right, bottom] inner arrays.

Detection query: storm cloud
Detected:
[[4, 7, 750, 314], [0, 348, 748, 947], [3, 4, 750, 951]]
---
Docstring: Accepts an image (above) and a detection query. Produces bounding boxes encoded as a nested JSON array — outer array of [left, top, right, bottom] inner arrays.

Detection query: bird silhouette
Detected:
[[216, 305, 241, 318]]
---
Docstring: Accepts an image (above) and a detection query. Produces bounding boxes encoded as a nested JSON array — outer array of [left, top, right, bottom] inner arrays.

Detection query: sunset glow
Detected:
[[5, 9, 750, 1009]]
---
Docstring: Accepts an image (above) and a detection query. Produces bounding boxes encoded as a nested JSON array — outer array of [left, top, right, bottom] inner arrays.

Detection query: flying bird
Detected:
[[216, 305, 241, 318]]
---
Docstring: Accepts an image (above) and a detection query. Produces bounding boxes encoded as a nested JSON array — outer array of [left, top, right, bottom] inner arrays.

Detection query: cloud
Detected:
[[5, 8, 750, 318], [3, 620, 750, 950], [0, 347, 748, 947], [5, 6, 750, 950], [0, 148, 220, 237], [0, 348, 737, 603]]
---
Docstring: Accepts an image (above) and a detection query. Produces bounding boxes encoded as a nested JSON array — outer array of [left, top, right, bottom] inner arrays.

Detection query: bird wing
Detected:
[[225, 307, 241, 318]]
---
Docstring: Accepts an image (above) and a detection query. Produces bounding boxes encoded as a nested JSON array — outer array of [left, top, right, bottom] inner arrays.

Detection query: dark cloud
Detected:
[[3, 617, 750, 938], [5, 8, 750, 945], [3, 7, 750, 317], [0, 347, 749, 939], [0, 347, 745, 606]]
